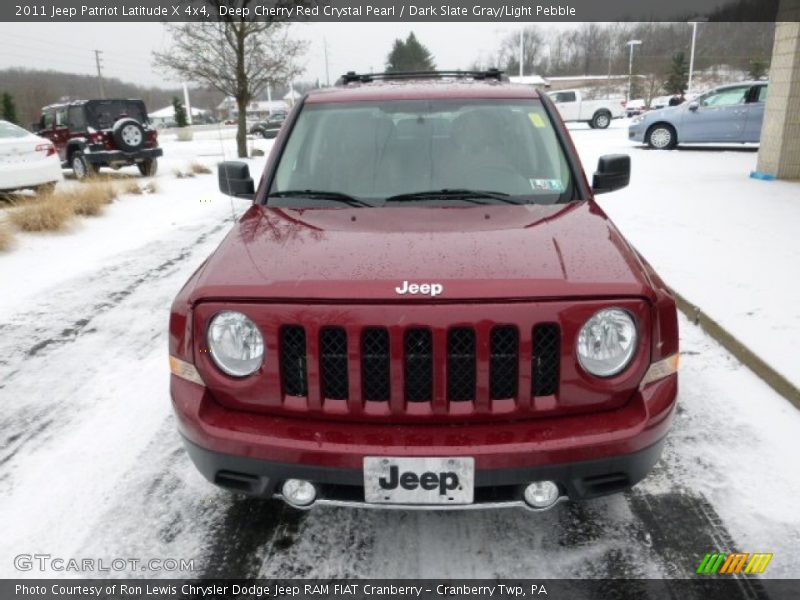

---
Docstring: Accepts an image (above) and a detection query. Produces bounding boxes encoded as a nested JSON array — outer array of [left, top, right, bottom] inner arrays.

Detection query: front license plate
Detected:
[[363, 457, 475, 505]]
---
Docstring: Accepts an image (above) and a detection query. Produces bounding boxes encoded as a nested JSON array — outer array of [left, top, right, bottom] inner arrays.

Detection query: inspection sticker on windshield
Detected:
[[528, 113, 547, 128], [530, 179, 565, 192]]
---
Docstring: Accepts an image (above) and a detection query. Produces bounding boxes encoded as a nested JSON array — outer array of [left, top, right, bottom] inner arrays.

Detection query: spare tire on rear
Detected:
[[112, 118, 145, 152]]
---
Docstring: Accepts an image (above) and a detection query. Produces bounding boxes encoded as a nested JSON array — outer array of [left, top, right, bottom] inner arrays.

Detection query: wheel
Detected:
[[646, 124, 678, 150], [35, 182, 57, 195], [112, 118, 145, 152], [71, 151, 97, 180], [138, 158, 158, 177], [587, 121, 596, 129], [591, 111, 611, 129]]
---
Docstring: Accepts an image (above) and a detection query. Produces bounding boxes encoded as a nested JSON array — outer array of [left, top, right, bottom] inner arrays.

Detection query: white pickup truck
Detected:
[[547, 89, 625, 129]]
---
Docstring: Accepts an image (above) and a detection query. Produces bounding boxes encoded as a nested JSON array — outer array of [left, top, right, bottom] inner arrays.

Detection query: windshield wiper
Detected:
[[385, 189, 523, 205], [267, 190, 372, 207]]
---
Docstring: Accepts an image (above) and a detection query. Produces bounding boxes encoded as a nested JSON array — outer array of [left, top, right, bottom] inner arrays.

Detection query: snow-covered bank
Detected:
[[575, 120, 800, 391]]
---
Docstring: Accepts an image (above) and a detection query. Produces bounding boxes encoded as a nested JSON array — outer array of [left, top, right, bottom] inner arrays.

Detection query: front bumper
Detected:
[[628, 122, 646, 143], [172, 373, 677, 507], [83, 147, 163, 165]]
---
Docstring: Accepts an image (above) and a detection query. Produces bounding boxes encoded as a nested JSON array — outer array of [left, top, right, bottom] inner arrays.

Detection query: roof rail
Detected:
[[335, 69, 507, 86]]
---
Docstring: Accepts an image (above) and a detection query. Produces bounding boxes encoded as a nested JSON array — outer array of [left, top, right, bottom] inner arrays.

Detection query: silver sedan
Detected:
[[628, 81, 768, 149]]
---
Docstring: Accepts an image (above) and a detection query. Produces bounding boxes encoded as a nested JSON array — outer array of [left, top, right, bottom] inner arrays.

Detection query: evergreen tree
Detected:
[[748, 58, 768, 80], [385, 32, 435, 73], [1, 92, 19, 125], [663, 52, 689, 95], [172, 96, 188, 128]]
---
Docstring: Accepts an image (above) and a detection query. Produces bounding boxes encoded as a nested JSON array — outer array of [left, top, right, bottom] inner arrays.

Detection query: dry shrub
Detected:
[[0, 223, 15, 251], [9, 196, 74, 232], [68, 182, 118, 216], [121, 180, 143, 195], [190, 161, 212, 175]]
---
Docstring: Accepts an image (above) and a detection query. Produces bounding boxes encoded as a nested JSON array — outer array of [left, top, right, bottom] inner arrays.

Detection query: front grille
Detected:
[[489, 326, 518, 399], [447, 328, 476, 401], [275, 321, 560, 415], [280, 326, 307, 397], [404, 328, 433, 402], [362, 328, 390, 401], [320, 328, 348, 400], [533, 324, 560, 396]]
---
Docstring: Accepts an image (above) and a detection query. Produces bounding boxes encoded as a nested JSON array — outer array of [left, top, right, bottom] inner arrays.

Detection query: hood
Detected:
[[190, 202, 654, 303]]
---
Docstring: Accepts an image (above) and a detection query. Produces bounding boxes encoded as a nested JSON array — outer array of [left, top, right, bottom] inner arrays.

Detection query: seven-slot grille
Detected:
[[279, 323, 561, 411]]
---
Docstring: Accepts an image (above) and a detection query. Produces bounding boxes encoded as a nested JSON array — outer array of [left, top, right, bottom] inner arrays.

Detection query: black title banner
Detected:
[[3, 579, 800, 600], [2, 0, 788, 22]]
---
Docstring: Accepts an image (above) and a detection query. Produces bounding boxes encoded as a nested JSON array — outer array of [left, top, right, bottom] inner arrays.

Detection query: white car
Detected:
[[0, 120, 62, 193]]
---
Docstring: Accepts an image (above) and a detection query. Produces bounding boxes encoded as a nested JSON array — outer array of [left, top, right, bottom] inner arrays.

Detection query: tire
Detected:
[[591, 111, 612, 129], [71, 151, 97, 180], [587, 121, 596, 129], [646, 124, 678, 150], [138, 158, 158, 177], [112, 118, 145, 152]]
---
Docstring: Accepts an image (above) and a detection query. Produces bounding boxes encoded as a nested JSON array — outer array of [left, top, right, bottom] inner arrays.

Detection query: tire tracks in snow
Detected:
[[0, 219, 232, 470]]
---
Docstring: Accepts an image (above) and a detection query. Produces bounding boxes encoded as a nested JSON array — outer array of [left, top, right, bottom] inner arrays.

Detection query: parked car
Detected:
[[249, 112, 287, 139], [629, 81, 768, 149], [0, 120, 62, 193], [169, 70, 679, 512], [34, 99, 163, 179], [547, 89, 625, 128], [624, 99, 646, 118]]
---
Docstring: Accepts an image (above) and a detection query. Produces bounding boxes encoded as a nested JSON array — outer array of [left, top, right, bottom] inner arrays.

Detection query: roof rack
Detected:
[[335, 69, 507, 86]]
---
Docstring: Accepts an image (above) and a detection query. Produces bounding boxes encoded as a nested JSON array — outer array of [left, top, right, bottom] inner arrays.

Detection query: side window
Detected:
[[55, 109, 68, 127], [700, 87, 748, 107], [553, 91, 576, 103], [42, 111, 55, 129], [68, 106, 86, 130], [756, 85, 768, 103]]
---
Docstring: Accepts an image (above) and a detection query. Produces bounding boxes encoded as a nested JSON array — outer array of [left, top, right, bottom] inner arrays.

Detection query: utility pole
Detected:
[[94, 50, 105, 99], [519, 29, 524, 77], [626, 40, 642, 102], [323, 37, 330, 87], [687, 18, 707, 97]]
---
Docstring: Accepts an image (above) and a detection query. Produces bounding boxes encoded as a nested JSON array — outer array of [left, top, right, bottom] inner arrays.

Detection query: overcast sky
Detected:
[[0, 22, 545, 89]]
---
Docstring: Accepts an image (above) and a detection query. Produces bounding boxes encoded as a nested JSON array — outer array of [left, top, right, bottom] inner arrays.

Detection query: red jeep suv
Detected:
[[169, 70, 679, 511]]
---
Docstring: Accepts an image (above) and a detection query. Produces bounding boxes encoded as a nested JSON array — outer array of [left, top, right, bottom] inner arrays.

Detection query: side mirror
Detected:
[[688, 101, 700, 112], [218, 161, 255, 199], [592, 154, 630, 195]]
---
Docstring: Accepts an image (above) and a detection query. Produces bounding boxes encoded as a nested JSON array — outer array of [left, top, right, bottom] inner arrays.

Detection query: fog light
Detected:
[[523, 481, 560, 509], [281, 479, 316, 507]]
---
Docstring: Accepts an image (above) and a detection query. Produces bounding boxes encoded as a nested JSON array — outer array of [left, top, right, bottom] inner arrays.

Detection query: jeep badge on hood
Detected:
[[395, 281, 444, 296]]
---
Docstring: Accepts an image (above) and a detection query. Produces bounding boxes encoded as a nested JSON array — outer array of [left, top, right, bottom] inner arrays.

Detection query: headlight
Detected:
[[632, 115, 645, 124], [207, 311, 264, 377], [577, 308, 638, 377]]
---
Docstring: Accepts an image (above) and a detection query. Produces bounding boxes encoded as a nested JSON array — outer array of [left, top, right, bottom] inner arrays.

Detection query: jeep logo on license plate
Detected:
[[364, 457, 474, 504]]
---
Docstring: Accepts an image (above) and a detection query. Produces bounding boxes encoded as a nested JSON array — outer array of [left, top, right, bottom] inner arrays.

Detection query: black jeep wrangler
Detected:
[[35, 99, 163, 179]]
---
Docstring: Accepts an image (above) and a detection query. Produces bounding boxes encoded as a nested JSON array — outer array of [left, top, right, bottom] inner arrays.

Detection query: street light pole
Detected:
[[626, 40, 642, 102], [687, 19, 707, 97], [519, 29, 524, 77]]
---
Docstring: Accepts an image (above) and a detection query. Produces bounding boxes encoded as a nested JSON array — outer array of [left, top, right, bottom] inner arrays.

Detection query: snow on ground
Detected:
[[1, 119, 799, 580], [575, 118, 800, 390]]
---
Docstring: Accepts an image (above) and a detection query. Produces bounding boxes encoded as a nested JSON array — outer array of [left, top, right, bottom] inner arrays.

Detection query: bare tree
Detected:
[[153, 18, 305, 157]]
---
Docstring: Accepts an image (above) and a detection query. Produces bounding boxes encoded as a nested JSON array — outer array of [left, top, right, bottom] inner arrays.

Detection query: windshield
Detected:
[[85, 100, 148, 129], [270, 99, 572, 206]]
